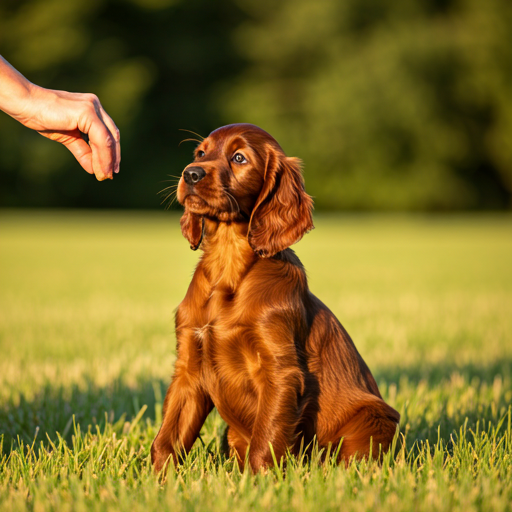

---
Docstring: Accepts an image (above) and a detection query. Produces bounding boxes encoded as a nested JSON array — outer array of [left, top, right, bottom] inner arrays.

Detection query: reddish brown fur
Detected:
[[151, 124, 400, 473]]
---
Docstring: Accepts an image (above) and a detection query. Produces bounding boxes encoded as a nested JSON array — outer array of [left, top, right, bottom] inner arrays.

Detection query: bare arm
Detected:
[[0, 56, 120, 181]]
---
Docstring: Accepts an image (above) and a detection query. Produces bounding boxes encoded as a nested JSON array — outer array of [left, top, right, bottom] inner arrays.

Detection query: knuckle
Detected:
[[82, 94, 100, 116], [105, 135, 115, 148], [85, 93, 99, 105]]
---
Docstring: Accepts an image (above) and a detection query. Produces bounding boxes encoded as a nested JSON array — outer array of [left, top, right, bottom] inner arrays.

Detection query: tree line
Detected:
[[1, 0, 510, 210]]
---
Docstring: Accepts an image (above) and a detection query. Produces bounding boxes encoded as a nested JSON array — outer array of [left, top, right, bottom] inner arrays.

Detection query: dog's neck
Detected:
[[200, 218, 257, 290]]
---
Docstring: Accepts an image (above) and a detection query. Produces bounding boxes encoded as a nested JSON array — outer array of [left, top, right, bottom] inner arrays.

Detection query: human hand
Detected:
[[0, 56, 120, 180], [15, 86, 120, 181]]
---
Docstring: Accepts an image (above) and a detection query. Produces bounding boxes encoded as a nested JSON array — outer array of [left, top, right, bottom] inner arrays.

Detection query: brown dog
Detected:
[[151, 124, 400, 472]]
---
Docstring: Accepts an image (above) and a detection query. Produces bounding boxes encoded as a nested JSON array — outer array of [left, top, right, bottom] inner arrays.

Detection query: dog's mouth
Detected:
[[179, 187, 248, 222], [184, 194, 207, 208], [183, 194, 209, 213]]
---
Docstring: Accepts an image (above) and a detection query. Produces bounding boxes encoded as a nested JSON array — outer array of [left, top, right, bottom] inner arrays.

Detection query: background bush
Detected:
[[1, 0, 511, 210]]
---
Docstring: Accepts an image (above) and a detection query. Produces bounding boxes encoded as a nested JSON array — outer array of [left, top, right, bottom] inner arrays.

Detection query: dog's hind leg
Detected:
[[331, 399, 400, 463]]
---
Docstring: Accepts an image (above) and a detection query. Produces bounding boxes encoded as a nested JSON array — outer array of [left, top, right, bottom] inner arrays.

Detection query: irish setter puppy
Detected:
[[151, 123, 400, 473]]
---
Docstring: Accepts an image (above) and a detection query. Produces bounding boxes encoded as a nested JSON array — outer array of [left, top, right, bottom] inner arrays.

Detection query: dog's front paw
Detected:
[[151, 440, 173, 474]]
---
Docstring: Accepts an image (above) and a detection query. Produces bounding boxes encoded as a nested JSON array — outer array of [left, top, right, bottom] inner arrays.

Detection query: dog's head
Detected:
[[177, 123, 314, 257]]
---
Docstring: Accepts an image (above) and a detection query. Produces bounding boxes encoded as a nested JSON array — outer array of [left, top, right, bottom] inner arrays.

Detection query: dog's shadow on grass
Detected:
[[374, 358, 511, 448], [373, 358, 511, 388], [1, 358, 510, 456], [0, 376, 163, 455]]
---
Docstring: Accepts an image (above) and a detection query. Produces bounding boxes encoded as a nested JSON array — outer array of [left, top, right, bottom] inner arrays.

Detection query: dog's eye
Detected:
[[232, 153, 247, 164], [197, 150, 205, 158]]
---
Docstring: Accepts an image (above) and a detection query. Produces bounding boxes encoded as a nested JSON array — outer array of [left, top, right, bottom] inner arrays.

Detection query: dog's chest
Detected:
[[193, 287, 240, 366], [191, 288, 263, 424]]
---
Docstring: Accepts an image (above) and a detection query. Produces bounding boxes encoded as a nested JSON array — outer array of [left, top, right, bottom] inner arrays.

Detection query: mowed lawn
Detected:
[[0, 210, 511, 511]]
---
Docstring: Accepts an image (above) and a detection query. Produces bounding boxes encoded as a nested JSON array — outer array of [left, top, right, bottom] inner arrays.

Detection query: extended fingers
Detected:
[[78, 94, 119, 181], [89, 122, 115, 180], [99, 105, 121, 174]]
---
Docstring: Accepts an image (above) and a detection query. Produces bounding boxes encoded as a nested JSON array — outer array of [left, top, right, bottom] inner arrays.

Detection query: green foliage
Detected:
[[1, 211, 512, 510], [1, 0, 512, 209], [221, 0, 512, 209], [0, 0, 246, 208]]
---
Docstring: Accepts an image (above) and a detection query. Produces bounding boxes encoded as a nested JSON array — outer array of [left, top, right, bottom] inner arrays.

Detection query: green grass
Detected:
[[1, 210, 511, 511]]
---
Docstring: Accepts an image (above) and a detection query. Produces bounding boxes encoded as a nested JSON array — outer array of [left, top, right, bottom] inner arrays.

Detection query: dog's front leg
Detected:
[[151, 364, 212, 474], [248, 368, 303, 471]]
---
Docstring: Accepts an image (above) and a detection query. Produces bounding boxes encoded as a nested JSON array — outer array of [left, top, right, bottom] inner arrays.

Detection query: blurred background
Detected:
[[1, 1, 512, 487], [1, 0, 511, 211]]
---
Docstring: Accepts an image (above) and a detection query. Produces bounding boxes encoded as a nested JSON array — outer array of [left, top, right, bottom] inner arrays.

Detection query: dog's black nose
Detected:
[[183, 166, 206, 185]]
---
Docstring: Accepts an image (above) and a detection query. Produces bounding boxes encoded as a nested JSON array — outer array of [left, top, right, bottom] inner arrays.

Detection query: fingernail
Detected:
[[115, 164, 120, 174]]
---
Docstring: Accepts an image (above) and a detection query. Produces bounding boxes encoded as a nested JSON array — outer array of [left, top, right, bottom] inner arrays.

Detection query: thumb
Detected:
[[39, 129, 95, 175]]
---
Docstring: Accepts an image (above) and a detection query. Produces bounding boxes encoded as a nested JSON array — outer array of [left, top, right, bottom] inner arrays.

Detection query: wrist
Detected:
[[0, 57, 42, 122], [7, 82, 43, 123]]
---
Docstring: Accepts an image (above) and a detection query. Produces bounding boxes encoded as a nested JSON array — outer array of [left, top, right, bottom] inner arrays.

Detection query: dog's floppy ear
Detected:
[[248, 150, 314, 258], [180, 211, 204, 251]]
